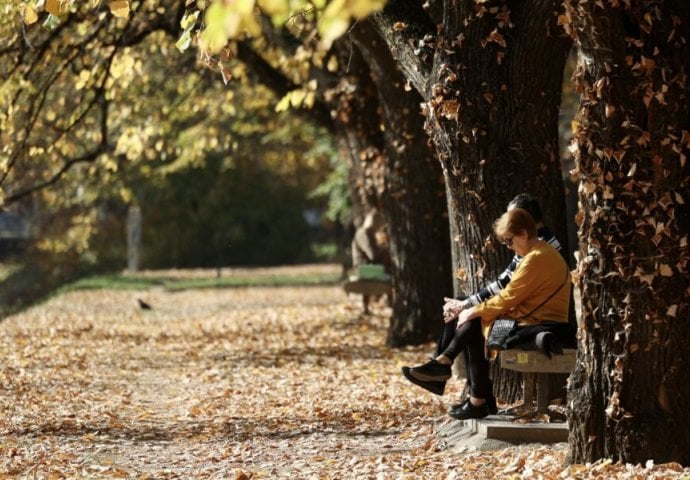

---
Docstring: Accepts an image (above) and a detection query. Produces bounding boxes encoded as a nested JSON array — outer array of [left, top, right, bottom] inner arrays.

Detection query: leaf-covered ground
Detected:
[[0, 265, 687, 479]]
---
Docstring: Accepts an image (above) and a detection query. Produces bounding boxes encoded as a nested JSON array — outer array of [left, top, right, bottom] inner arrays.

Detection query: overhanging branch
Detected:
[[236, 41, 335, 133], [370, 0, 436, 95]]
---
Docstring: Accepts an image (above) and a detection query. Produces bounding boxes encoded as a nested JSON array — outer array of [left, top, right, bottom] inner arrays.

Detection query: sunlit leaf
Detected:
[[109, 1, 130, 18], [290, 89, 306, 107], [258, 0, 289, 17], [176, 29, 192, 52], [45, 0, 69, 16], [275, 93, 291, 112], [318, 0, 385, 48], [318, 10, 350, 49], [349, 0, 386, 18], [75, 70, 91, 90], [22, 4, 39, 24], [200, 2, 238, 53], [180, 10, 199, 30], [234, 0, 256, 14], [327, 55, 339, 72], [42, 13, 62, 30], [304, 91, 315, 108]]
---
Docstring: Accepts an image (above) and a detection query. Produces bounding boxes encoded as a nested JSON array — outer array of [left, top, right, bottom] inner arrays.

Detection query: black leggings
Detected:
[[434, 318, 491, 399]]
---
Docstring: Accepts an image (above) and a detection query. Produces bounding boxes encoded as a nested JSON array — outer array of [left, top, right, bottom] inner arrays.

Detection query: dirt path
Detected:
[[0, 281, 684, 479], [0, 285, 452, 478]]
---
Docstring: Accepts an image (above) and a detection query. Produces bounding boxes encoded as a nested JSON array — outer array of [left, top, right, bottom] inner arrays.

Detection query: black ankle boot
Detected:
[[486, 394, 498, 414], [402, 367, 445, 395], [449, 400, 489, 420], [408, 359, 452, 382], [452, 394, 498, 414]]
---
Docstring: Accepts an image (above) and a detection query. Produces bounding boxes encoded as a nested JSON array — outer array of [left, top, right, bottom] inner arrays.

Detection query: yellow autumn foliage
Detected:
[[198, 0, 386, 53]]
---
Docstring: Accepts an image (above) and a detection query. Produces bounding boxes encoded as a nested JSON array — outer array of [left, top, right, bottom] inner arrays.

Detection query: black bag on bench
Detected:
[[486, 272, 569, 353], [502, 322, 577, 357], [486, 319, 518, 350]]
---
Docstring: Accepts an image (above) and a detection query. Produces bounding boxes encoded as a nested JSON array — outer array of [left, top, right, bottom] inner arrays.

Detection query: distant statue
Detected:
[[351, 210, 391, 273], [345, 210, 392, 313]]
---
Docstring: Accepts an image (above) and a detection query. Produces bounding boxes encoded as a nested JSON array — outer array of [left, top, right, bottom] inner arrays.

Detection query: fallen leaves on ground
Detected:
[[0, 265, 687, 479]]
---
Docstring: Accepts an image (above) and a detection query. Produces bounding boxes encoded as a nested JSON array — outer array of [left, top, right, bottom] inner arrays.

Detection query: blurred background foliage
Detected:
[[0, 19, 352, 313], [2, 29, 349, 270]]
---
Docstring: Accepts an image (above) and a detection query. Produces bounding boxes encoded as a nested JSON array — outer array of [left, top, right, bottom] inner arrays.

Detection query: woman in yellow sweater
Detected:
[[402, 208, 571, 420]]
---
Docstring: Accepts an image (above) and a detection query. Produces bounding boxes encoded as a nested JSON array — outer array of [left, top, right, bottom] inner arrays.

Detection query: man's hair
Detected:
[[494, 208, 538, 242], [508, 193, 543, 223]]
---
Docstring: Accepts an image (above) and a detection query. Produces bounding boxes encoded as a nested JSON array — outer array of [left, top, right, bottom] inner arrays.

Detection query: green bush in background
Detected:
[[140, 153, 329, 268]]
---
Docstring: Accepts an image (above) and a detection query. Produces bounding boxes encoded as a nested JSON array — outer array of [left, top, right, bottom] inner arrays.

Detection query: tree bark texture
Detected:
[[329, 38, 454, 346], [353, 22, 454, 346], [428, 0, 571, 295], [330, 45, 387, 225], [564, 0, 690, 465], [376, 0, 572, 399]]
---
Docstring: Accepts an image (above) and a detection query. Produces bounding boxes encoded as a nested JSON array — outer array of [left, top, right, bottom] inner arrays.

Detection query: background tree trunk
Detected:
[[565, 0, 690, 465], [353, 22, 453, 346], [330, 46, 387, 225], [237, 32, 453, 344], [327, 38, 454, 346]]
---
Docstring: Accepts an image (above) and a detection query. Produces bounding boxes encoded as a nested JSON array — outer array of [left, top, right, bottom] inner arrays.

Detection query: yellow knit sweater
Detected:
[[475, 240, 571, 331]]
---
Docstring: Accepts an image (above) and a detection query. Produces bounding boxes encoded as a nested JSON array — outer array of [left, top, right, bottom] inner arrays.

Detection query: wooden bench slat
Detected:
[[500, 349, 577, 374]]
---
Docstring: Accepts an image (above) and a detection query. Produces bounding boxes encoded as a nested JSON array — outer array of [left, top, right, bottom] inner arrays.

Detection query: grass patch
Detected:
[[60, 275, 164, 292], [164, 273, 341, 291], [60, 268, 342, 292]]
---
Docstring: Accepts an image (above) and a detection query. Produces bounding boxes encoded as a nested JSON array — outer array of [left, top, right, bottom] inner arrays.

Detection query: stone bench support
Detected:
[[343, 279, 392, 313], [500, 349, 577, 413]]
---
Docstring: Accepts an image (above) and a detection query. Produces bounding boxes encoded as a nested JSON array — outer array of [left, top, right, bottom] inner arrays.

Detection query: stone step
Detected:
[[437, 415, 568, 451]]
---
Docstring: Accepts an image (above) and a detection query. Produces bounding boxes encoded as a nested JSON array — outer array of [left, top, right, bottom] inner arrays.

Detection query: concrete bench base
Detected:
[[500, 349, 577, 413], [472, 416, 568, 444], [437, 416, 568, 450], [343, 279, 392, 313]]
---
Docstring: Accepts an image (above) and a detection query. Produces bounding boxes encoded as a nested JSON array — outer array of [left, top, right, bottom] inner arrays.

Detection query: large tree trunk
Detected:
[[427, 0, 571, 295], [353, 22, 453, 346], [331, 40, 454, 345], [375, 0, 572, 399], [565, 0, 690, 465]]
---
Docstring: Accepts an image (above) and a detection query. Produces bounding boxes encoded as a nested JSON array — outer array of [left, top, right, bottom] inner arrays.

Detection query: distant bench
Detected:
[[500, 348, 577, 413], [343, 264, 391, 313]]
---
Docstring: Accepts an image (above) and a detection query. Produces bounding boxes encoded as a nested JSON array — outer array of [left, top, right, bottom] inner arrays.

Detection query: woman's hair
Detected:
[[507, 193, 543, 223], [494, 208, 538, 242]]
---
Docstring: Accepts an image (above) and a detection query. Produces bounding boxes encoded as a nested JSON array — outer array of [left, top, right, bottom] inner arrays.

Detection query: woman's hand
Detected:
[[442, 297, 469, 323], [456, 306, 479, 328]]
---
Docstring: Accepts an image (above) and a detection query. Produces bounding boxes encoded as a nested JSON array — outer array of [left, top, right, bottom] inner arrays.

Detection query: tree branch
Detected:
[[369, 0, 436, 95], [235, 41, 335, 132]]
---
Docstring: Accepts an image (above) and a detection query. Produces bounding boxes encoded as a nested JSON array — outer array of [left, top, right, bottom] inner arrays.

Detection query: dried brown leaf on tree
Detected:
[[486, 29, 507, 48], [441, 100, 460, 120]]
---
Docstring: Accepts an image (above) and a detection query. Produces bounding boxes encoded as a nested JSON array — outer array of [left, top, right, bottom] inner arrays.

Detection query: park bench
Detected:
[[343, 264, 392, 313], [500, 348, 577, 414], [442, 348, 577, 446]]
